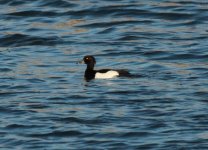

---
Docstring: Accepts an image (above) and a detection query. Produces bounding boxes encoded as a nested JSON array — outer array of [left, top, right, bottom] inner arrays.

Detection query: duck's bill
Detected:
[[77, 60, 85, 64]]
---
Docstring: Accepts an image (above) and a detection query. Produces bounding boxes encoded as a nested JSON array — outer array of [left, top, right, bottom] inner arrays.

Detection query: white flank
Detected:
[[95, 70, 119, 79]]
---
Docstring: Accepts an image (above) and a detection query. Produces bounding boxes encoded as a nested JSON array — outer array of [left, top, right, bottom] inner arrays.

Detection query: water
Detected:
[[0, 0, 208, 149]]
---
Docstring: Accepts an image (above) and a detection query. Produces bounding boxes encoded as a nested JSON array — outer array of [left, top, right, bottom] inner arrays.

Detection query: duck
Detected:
[[79, 55, 131, 80]]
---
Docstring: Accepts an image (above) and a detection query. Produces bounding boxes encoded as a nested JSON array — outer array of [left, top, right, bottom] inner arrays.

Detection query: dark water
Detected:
[[0, 0, 208, 149]]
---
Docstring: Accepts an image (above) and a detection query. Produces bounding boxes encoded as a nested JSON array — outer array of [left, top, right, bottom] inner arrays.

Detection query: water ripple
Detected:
[[0, 33, 62, 47], [0, 0, 208, 149]]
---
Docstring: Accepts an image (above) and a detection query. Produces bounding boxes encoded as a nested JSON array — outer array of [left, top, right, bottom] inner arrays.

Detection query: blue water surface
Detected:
[[0, 0, 208, 149]]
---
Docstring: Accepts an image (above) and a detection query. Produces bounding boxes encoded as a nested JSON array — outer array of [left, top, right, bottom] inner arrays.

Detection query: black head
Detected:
[[83, 55, 96, 65]]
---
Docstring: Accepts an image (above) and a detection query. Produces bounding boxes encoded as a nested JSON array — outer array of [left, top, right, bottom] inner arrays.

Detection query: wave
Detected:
[[0, 33, 62, 47]]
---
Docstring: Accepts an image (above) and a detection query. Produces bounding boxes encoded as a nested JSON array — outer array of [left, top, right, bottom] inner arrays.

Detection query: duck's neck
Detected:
[[86, 63, 94, 71], [85, 63, 96, 80]]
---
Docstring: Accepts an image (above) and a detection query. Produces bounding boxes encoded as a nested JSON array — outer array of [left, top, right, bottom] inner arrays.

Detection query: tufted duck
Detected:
[[79, 55, 131, 80]]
